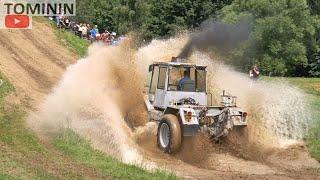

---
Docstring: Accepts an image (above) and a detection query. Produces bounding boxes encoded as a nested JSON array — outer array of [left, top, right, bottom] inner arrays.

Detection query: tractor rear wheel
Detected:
[[157, 114, 182, 153]]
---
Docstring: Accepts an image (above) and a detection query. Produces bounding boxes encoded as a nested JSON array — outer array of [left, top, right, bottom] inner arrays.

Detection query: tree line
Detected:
[[75, 0, 320, 77]]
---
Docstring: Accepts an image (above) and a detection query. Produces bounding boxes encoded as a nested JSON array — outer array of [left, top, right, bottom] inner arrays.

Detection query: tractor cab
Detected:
[[145, 61, 247, 153], [148, 62, 207, 109]]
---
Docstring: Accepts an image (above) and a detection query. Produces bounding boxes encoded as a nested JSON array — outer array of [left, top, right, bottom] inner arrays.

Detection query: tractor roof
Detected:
[[150, 61, 207, 70]]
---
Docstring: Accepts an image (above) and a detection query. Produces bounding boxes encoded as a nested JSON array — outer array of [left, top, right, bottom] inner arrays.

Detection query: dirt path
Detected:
[[70, 117, 320, 179], [124, 126, 320, 179], [0, 18, 78, 107]]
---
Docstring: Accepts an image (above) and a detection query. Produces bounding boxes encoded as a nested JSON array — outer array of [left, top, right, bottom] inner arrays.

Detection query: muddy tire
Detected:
[[157, 114, 182, 153]]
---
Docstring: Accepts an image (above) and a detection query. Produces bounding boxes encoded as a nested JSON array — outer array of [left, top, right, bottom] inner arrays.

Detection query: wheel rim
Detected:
[[159, 123, 170, 148]]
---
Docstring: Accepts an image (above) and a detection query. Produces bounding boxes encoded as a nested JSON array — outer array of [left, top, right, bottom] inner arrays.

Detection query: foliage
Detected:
[[220, 0, 320, 77], [73, 0, 320, 77], [307, 0, 320, 15], [74, 0, 232, 40], [142, 0, 232, 39]]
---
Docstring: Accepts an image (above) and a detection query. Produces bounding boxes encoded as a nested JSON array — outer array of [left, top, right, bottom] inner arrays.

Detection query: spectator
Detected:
[[86, 24, 91, 38], [78, 23, 83, 38], [70, 22, 77, 34], [249, 64, 260, 81], [59, 16, 66, 28], [64, 17, 70, 29], [111, 32, 118, 45], [90, 25, 99, 41], [81, 24, 88, 39], [49, 17, 123, 44], [55, 16, 60, 28], [101, 30, 111, 45]]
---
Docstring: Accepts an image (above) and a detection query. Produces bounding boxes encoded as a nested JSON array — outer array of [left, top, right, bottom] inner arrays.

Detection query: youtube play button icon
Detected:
[[5, 15, 31, 29]]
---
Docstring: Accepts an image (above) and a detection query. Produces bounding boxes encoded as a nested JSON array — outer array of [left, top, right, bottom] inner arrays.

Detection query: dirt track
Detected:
[[140, 136, 320, 179], [0, 19, 320, 179], [0, 18, 78, 107]]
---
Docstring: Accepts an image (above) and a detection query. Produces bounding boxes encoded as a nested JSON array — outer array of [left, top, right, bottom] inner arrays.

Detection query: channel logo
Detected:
[[5, 15, 30, 29], [0, 0, 75, 29]]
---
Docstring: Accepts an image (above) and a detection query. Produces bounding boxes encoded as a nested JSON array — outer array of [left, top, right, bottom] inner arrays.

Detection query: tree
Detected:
[[143, 0, 233, 39], [74, 0, 233, 40], [221, 0, 320, 76], [308, 0, 320, 15]]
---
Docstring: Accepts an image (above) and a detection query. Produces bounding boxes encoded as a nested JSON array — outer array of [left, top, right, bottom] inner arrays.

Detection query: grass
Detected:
[[0, 74, 56, 179], [34, 17, 90, 57], [41, 18, 90, 57], [54, 28, 90, 57], [285, 78, 320, 97], [53, 129, 177, 180], [0, 73, 15, 100]]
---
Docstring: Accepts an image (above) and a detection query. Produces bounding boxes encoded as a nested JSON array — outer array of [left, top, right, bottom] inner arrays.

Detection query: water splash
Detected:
[[191, 52, 311, 147], [30, 35, 312, 170]]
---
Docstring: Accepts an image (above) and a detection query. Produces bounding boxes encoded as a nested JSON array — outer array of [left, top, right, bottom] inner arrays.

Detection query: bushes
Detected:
[[73, 0, 320, 77], [220, 0, 320, 77], [74, 0, 232, 40]]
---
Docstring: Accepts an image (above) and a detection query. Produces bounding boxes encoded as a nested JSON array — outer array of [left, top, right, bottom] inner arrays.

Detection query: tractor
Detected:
[[144, 61, 247, 153]]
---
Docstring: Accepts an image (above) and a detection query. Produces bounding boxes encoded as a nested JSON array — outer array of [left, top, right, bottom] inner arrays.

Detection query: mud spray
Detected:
[[28, 35, 312, 172]]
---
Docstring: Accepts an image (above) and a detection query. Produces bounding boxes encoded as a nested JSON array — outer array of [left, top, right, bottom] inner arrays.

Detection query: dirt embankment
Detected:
[[0, 18, 78, 108]]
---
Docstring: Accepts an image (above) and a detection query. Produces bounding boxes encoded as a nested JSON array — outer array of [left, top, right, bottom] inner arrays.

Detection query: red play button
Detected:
[[5, 15, 30, 29]]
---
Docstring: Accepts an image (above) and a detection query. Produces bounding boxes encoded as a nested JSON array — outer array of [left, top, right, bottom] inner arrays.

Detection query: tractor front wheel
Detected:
[[157, 114, 182, 153]]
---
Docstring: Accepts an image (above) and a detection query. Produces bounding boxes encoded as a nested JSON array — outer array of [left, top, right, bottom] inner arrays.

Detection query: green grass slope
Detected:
[[54, 28, 90, 57], [286, 78, 320, 161], [54, 129, 175, 179]]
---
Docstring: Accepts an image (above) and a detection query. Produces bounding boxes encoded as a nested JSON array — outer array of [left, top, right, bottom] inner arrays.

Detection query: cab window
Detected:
[[149, 66, 159, 94], [168, 67, 206, 92], [157, 67, 167, 90]]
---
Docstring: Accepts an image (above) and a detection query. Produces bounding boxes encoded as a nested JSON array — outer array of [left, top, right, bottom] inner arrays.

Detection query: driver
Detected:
[[178, 70, 195, 91]]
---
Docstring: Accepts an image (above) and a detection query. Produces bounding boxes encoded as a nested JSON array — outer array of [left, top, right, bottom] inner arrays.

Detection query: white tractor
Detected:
[[144, 61, 248, 153]]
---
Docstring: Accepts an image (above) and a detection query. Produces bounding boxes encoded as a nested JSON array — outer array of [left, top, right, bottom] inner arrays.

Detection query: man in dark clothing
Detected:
[[249, 65, 260, 81]]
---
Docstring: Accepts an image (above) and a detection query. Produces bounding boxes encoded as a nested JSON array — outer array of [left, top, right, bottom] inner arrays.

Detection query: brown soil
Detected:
[[0, 18, 77, 107], [136, 129, 320, 179]]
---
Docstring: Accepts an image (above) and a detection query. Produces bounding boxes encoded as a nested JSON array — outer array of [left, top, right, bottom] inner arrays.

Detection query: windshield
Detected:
[[168, 67, 206, 92]]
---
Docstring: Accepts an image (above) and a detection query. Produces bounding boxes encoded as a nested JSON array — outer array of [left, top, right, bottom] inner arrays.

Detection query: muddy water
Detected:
[[31, 36, 319, 178]]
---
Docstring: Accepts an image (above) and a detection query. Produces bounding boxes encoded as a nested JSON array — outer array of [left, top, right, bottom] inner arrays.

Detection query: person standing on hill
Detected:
[[64, 18, 70, 29], [77, 23, 83, 38], [81, 24, 88, 39], [86, 24, 91, 38], [90, 25, 99, 41], [249, 64, 260, 81]]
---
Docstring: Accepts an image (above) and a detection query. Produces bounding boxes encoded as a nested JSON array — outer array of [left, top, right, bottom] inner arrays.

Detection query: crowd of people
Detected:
[[49, 16, 124, 45]]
